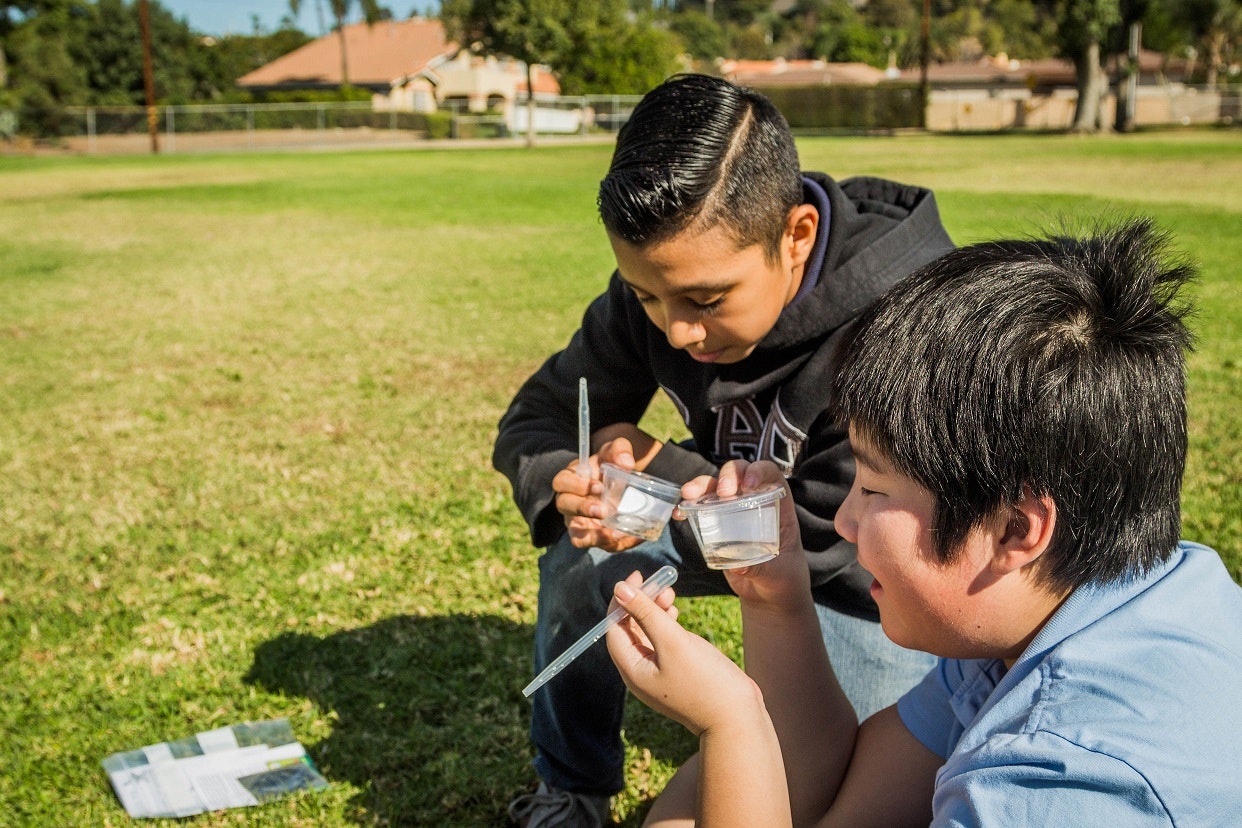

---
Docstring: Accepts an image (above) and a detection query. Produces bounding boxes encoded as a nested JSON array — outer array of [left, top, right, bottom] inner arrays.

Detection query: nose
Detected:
[[836, 484, 860, 544], [664, 311, 706, 350]]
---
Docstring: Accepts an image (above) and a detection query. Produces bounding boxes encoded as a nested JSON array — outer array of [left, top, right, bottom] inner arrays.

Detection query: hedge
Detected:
[[760, 83, 924, 131]]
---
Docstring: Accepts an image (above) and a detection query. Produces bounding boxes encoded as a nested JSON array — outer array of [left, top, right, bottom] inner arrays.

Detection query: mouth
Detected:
[[688, 349, 724, 363], [870, 578, 883, 598]]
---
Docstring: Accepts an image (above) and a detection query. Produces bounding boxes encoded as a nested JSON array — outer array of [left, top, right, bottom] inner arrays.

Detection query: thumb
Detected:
[[603, 436, 635, 469]]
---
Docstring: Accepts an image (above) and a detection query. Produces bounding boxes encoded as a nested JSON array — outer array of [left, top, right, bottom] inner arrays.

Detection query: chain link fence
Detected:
[[14, 84, 1238, 155], [54, 97, 643, 154]]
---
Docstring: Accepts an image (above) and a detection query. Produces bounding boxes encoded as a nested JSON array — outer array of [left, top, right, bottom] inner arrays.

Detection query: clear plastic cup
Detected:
[[679, 484, 786, 569], [599, 463, 682, 541]]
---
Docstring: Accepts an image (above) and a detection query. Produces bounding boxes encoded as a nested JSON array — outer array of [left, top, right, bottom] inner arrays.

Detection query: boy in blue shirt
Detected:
[[606, 219, 1242, 826]]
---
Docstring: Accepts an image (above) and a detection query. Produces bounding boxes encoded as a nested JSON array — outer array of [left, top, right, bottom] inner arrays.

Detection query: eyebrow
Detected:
[[617, 274, 736, 297], [849, 435, 893, 475]]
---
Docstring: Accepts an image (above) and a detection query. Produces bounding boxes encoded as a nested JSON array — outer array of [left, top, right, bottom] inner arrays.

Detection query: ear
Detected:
[[784, 203, 819, 268], [990, 488, 1056, 576]]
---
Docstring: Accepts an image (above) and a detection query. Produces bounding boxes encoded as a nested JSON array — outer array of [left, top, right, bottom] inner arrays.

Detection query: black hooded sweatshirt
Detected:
[[493, 172, 955, 621]]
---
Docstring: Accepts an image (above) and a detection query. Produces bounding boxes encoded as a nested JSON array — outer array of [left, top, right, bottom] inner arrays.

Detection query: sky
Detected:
[[158, 0, 436, 37]]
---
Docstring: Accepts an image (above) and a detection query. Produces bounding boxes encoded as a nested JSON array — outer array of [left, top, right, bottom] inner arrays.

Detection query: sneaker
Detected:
[[508, 781, 610, 827]]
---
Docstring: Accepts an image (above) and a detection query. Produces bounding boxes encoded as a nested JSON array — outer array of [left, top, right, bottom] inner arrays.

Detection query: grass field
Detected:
[[2, 130, 1239, 827]]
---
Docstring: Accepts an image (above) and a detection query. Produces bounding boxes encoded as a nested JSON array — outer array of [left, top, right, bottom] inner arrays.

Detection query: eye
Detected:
[[691, 296, 724, 315], [629, 287, 657, 305], [858, 486, 882, 497]]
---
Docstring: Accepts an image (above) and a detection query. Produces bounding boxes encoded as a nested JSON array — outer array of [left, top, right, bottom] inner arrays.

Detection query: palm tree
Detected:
[[289, 0, 383, 91]]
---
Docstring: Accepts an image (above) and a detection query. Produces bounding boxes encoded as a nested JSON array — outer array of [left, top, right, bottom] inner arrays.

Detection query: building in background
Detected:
[[237, 18, 560, 121], [894, 51, 1205, 131], [719, 58, 888, 88]]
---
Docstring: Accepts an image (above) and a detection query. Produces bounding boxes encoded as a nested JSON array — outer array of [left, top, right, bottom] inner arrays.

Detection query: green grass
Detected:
[[1, 131, 1239, 827]]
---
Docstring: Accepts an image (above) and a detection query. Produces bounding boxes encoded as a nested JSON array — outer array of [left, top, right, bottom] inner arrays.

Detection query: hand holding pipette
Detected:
[[550, 379, 648, 553], [523, 565, 678, 697]]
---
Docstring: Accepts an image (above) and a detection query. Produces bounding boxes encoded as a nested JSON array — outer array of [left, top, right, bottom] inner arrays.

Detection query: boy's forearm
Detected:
[[698, 697, 792, 828], [495, 441, 578, 548], [741, 598, 858, 826]]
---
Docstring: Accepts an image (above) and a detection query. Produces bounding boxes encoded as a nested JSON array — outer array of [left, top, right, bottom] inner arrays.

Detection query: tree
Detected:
[[989, 0, 1058, 58], [441, 0, 679, 144], [3, 0, 310, 136], [669, 9, 725, 61], [208, 27, 312, 99], [441, 0, 572, 145], [2, 0, 71, 101], [559, 13, 680, 95], [806, 0, 888, 64], [1054, 0, 1122, 132], [3, 2, 87, 133], [1169, 0, 1242, 85], [77, 0, 214, 105], [289, 0, 382, 91]]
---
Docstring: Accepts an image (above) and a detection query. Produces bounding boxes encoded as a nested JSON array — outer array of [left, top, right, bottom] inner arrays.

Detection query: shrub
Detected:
[[762, 83, 923, 130]]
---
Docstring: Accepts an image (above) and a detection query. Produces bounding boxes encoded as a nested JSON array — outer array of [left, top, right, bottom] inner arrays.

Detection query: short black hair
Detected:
[[597, 74, 802, 259], [831, 219, 1197, 592]]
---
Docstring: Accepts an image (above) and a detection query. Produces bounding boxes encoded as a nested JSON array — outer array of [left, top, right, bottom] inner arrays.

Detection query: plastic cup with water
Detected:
[[679, 484, 785, 569], [599, 463, 682, 541]]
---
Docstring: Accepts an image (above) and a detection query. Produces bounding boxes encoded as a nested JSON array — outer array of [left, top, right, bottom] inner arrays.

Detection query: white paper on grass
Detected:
[[197, 724, 242, 753], [102, 719, 326, 819]]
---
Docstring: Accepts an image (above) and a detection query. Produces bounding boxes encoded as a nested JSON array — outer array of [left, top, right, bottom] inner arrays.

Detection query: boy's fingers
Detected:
[[679, 473, 717, 502], [742, 459, 785, 491], [714, 460, 751, 497], [597, 436, 635, 469], [613, 576, 678, 644], [553, 469, 595, 500], [653, 582, 676, 610]]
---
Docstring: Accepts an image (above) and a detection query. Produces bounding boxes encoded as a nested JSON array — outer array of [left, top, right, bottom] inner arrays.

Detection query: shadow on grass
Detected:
[[244, 613, 700, 824], [245, 615, 692, 826], [246, 614, 533, 826]]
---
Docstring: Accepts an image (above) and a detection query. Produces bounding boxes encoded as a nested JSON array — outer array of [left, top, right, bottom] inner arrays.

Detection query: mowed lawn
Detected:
[[1, 130, 1239, 827]]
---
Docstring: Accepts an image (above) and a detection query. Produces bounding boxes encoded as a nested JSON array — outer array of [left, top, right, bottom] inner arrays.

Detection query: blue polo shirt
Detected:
[[898, 541, 1242, 826]]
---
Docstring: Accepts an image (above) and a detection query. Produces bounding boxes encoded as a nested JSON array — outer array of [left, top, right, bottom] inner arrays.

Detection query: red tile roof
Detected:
[[896, 51, 1192, 88], [517, 68, 561, 95], [898, 57, 1076, 87], [720, 59, 887, 87], [238, 18, 457, 88]]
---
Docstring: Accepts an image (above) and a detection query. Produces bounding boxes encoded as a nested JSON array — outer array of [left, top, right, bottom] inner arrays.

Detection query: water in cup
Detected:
[[680, 484, 785, 569], [700, 539, 780, 569], [600, 464, 681, 541]]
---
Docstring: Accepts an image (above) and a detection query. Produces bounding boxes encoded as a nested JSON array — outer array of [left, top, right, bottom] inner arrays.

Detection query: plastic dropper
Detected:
[[522, 565, 678, 698], [577, 376, 590, 479]]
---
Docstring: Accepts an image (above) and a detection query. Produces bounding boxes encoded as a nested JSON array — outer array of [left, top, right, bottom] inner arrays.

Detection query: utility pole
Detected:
[[919, 0, 930, 129], [1124, 22, 1141, 132], [139, 0, 159, 153]]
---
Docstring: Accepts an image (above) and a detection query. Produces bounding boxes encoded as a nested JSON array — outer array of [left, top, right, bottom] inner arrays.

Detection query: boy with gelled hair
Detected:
[[605, 219, 1242, 827], [494, 73, 953, 825]]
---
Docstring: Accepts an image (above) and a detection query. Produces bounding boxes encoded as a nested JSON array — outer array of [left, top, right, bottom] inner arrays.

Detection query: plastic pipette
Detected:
[[522, 565, 678, 698], [577, 377, 590, 479]]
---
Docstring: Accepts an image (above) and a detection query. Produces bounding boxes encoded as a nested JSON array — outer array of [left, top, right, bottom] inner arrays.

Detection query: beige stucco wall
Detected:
[[927, 86, 1232, 131]]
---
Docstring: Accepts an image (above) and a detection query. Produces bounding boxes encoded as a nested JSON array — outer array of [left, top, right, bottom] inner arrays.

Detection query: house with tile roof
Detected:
[[713, 51, 1219, 131], [894, 51, 1206, 130], [237, 17, 560, 117]]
